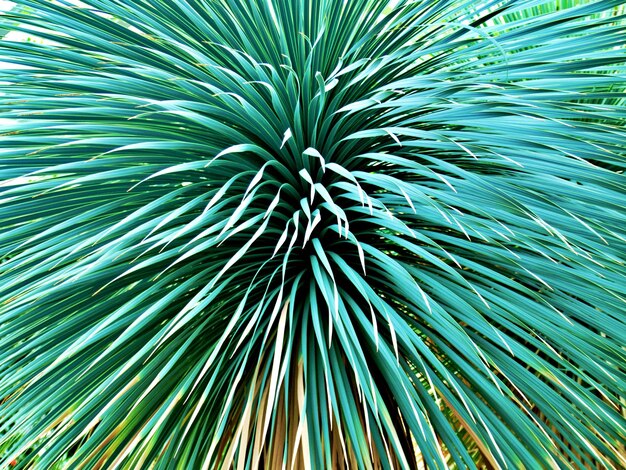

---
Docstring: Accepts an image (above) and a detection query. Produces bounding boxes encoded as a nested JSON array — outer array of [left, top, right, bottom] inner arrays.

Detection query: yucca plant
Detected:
[[1, 0, 625, 468]]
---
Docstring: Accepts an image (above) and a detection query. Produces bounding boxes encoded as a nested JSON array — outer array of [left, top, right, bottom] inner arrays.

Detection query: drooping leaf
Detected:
[[1, 1, 625, 469]]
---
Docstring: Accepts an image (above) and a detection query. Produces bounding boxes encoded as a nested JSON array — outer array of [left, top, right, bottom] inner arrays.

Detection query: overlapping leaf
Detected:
[[1, 0, 625, 468]]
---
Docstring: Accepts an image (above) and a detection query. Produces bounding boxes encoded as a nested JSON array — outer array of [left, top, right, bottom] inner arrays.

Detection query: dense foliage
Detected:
[[1, 0, 625, 468]]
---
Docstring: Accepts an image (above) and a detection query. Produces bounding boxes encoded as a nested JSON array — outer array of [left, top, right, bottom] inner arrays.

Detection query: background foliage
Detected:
[[1, 0, 625, 468]]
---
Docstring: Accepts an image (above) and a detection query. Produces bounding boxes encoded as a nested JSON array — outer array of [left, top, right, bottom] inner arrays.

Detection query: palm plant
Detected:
[[1, 0, 625, 468]]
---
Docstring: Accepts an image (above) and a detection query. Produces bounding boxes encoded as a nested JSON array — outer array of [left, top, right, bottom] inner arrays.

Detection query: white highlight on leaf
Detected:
[[281, 128, 292, 148]]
